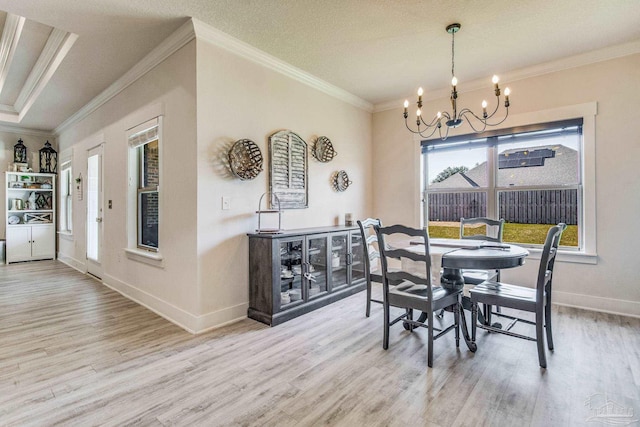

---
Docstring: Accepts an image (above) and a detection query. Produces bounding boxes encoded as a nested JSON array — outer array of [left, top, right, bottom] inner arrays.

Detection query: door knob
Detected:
[[96, 217, 103, 223]]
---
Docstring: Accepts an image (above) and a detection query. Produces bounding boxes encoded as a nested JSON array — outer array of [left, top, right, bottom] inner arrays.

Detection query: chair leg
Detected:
[[536, 311, 547, 368], [453, 300, 460, 348], [383, 301, 390, 350], [366, 279, 372, 317], [471, 302, 477, 342], [407, 308, 414, 332], [545, 301, 554, 351], [427, 310, 434, 368], [484, 303, 492, 325]]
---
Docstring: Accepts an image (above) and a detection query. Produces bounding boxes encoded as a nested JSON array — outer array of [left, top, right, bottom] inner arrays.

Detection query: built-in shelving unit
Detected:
[[5, 172, 56, 263]]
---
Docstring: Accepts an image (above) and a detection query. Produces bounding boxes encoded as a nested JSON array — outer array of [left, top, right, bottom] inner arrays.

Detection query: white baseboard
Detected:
[[195, 303, 249, 334], [57, 253, 87, 273], [553, 291, 640, 319], [101, 273, 248, 334]]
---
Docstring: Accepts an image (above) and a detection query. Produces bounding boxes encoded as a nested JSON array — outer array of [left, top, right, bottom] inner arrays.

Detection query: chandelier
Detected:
[[404, 23, 511, 140]]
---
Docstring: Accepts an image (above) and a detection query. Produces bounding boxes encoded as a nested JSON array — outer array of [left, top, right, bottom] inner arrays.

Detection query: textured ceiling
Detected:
[[0, 0, 639, 132]]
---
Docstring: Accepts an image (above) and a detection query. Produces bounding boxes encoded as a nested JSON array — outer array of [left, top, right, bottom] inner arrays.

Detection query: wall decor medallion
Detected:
[[333, 170, 352, 192], [228, 138, 263, 180], [312, 136, 337, 162], [269, 130, 308, 209]]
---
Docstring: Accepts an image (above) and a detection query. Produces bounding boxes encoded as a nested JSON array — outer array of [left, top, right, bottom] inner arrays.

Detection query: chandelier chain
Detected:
[[451, 29, 455, 79]]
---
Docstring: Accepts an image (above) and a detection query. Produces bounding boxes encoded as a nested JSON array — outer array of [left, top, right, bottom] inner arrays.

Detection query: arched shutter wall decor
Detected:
[[268, 130, 308, 209]]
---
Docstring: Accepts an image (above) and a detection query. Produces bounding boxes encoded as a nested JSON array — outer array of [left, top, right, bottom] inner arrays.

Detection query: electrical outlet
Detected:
[[222, 196, 230, 210]]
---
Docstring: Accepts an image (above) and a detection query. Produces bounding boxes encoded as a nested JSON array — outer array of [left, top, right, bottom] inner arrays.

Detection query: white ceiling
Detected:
[[0, 0, 638, 133]]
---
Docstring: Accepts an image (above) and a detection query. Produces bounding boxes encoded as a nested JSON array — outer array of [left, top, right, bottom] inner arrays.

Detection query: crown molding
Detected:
[[191, 18, 373, 113], [0, 121, 55, 138], [373, 39, 640, 113], [54, 19, 196, 135], [0, 14, 25, 95]]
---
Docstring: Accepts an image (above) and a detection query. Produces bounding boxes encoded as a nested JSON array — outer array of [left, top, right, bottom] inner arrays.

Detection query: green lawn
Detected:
[[428, 222, 578, 247]]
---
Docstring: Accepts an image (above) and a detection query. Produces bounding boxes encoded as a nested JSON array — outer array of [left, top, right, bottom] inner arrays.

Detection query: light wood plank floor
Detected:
[[1, 261, 639, 426]]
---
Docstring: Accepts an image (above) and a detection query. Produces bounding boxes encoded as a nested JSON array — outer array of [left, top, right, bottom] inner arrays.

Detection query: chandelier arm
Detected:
[[439, 123, 451, 141], [405, 118, 426, 135], [420, 113, 441, 128], [419, 124, 441, 139], [458, 111, 488, 133]]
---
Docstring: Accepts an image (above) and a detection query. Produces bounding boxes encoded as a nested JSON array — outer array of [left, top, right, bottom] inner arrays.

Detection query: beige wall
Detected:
[[56, 41, 200, 326], [54, 28, 373, 332], [373, 53, 640, 316], [194, 38, 373, 327]]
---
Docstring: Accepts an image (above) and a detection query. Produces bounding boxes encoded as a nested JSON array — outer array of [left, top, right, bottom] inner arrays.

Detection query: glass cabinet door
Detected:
[[279, 239, 303, 309], [330, 233, 348, 290], [350, 231, 365, 284], [307, 235, 328, 299]]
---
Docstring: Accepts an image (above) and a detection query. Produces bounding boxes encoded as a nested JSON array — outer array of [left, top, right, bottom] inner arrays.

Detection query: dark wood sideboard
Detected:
[[248, 225, 366, 326]]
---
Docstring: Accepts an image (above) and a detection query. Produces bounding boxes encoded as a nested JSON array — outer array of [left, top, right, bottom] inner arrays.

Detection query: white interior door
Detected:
[[87, 145, 104, 278]]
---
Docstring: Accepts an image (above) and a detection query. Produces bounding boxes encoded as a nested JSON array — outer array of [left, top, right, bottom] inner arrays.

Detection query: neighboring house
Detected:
[[430, 144, 579, 189]]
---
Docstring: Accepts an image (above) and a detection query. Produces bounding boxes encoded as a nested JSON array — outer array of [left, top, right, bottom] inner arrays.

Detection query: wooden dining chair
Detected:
[[375, 224, 461, 368], [470, 223, 566, 368], [459, 217, 505, 283], [357, 218, 384, 317]]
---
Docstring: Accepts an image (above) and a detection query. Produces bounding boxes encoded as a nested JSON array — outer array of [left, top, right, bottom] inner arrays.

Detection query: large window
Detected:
[[59, 162, 72, 233], [128, 118, 160, 252], [423, 119, 582, 248]]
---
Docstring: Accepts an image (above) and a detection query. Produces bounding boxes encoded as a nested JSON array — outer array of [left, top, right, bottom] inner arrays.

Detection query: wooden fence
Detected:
[[428, 189, 578, 225]]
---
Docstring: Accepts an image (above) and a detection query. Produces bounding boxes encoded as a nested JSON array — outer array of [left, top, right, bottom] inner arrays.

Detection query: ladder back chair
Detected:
[[458, 217, 506, 324], [470, 223, 566, 368], [357, 218, 384, 317], [375, 224, 461, 368]]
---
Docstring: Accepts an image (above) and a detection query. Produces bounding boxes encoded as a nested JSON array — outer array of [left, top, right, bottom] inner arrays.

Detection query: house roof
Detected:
[[430, 144, 579, 189]]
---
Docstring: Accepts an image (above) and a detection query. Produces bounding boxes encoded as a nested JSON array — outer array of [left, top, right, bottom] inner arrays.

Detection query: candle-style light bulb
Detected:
[[504, 87, 511, 107], [492, 75, 499, 85], [451, 77, 458, 87], [504, 87, 511, 96], [403, 100, 409, 116], [482, 100, 488, 118], [437, 111, 442, 119], [417, 109, 422, 117], [482, 100, 488, 109], [416, 108, 422, 126], [417, 87, 424, 96]]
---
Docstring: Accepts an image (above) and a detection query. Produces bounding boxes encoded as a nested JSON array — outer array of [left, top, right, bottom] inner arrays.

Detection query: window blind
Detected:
[[127, 117, 159, 148]]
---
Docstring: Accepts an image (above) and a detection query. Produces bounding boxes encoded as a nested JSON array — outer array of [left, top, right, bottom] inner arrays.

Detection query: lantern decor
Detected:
[[13, 138, 27, 163], [39, 141, 57, 174]]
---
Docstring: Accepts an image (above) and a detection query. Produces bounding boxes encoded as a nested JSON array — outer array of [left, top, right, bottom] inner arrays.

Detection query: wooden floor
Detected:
[[1, 261, 639, 426]]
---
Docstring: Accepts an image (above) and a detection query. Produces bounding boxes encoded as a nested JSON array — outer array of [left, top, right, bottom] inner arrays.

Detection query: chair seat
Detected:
[[462, 269, 498, 285], [389, 281, 460, 312], [470, 281, 541, 311]]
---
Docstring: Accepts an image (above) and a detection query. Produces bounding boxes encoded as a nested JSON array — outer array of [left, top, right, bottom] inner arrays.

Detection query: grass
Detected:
[[428, 222, 579, 247]]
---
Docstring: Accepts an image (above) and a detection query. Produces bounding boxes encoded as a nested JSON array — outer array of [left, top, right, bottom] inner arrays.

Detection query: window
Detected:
[[59, 162, 72, 233], [128, 118, 160, 252], [423, 119, 583, 249]]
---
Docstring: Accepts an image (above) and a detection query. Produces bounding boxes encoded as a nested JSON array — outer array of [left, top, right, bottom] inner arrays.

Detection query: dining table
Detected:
[[403, 238, 529, 352]]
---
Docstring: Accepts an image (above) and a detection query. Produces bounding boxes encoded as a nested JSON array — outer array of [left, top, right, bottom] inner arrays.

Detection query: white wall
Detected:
[[373, 53, 640, 317], [57, 40, 200, 328], [194, 38, 373, 328], [0, 130, 56, 240]]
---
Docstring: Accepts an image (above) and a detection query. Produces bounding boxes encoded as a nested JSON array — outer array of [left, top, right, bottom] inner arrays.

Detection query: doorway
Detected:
[[86, 145, 103, 278]]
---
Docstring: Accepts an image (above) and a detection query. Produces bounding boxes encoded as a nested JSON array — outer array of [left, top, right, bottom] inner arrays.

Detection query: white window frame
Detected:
[[125, 116, 163, 265], [421, 102, 597, 264]]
